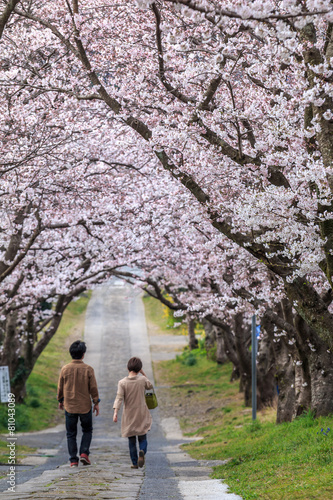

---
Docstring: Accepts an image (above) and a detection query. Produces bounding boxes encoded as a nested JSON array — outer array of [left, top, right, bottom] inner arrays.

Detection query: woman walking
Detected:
[[113, 357, 153, 468]]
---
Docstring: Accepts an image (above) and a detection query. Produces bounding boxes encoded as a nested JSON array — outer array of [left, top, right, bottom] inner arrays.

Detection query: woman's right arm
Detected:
[[139, 369, 153, 389], [142, 374, 153, 390]]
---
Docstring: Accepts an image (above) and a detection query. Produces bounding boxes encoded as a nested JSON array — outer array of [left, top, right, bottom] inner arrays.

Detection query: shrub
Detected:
[[29, 399, 41, 408]]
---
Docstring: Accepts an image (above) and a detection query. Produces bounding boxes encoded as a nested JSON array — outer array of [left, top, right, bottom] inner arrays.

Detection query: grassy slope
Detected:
[[142, 294, 188, 335], [0, 294, 90, 464], [178, 355, 333, 500], [145, 296, 333, 500]]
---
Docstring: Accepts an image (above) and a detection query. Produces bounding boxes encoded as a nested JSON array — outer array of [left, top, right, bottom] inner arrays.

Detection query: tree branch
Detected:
[[152, 2, 195, 104], [0, 0, 21, 39], [162, 1, 331, 22]]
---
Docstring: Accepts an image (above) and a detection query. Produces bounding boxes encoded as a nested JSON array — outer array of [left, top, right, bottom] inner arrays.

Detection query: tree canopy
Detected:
[[1, 0, 333, 417]]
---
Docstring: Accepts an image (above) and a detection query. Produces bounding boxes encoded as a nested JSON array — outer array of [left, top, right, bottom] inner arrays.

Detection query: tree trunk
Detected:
[[280, 300, 311, 417], [309, 347, 333, 416], [256, 332, 277, 408], [284, 278, 333, 351], [294, 315, 333, 416], [0, 311, 31, 402], [0, 311, 19, 378], [202, 318, 216, 360], [217, 326, 240, 381], [187, 315, 198, 350], [215, 326, 228, 364], [233, 313, 252, 406], [10, 310, 36, 402], [262, 314, 295, 423], [10, 366, 30, 403], [293, 362, 311, 418]]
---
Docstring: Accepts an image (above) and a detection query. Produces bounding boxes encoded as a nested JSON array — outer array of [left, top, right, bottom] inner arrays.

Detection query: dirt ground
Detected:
[[152, 346, 250, 437]]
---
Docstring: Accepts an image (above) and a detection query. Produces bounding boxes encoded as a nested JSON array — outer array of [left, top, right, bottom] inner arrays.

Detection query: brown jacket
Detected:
[[57, 359, 99, 414], [113, 375, 153, 437]]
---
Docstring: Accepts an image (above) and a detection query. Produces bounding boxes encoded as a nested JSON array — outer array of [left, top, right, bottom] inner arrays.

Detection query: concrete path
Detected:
[[0, 282, 242, 499]]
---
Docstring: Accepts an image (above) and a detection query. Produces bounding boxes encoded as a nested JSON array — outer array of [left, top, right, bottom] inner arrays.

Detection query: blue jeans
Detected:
[[128, 434, 147, 466], [65, 410, 92, 463]]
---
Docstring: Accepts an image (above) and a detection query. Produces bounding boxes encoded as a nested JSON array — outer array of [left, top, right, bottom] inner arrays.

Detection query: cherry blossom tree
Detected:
[[6, 0, 331, 343], [1, 0, 333, 418]]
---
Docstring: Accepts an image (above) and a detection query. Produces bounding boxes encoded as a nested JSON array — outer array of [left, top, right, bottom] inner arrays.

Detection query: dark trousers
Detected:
[[65, 410, 92, 463], [128, 434, 147, 466]]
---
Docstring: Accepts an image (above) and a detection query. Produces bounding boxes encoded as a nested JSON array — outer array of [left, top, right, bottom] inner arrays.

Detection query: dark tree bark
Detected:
[[0, 0, 21, 39], [294, 315, 333, 417], [187, 315, 198, 350], [0, 311, 20, 391], [256, 332, 277, 408], [202, 318, 216, 359], [217, 326, 240, 381], [262, 312, 295, 423], [279, 300, 311, 418], [9, 310, 35, 401], [233, 313, 252, 406], [215, 326, 228, 364]]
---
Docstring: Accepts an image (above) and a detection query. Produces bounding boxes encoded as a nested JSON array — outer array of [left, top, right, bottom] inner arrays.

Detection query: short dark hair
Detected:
[[127, 357, 142, 373], [69, 341, 86, 359]]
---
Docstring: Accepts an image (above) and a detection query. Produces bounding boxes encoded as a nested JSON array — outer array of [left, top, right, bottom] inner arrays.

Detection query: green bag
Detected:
[[145, 388, 158, 409]]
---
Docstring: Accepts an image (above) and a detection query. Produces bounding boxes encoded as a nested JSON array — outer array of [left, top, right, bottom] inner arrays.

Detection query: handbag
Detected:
[[145, 388, 158, 409]]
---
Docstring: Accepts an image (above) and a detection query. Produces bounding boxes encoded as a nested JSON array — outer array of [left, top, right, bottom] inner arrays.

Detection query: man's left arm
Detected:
[[57, 370, 64, 410]]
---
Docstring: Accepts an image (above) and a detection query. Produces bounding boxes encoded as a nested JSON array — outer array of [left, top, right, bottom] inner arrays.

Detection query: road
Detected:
[[0, 282, 242, 499]]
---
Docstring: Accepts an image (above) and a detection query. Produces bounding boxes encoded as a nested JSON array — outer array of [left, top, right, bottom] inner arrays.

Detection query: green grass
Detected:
[[143, 294, 204, 336], [0, 294, 90, 434], [189, 410, 333, 500], [143, 294, 187, 335], [0, 439, 34, 467], [157, 348, 333, 500], [159, 347, 236, 394]]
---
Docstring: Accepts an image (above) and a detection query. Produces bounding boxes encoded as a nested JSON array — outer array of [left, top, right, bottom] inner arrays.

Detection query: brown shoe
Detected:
[[131, 465, 138, 469], [138, 450, 145, 468], [80, 453, 91, 466]]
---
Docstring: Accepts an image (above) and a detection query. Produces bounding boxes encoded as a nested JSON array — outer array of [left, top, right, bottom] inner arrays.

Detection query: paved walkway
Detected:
[[0, 283, 242, 500]]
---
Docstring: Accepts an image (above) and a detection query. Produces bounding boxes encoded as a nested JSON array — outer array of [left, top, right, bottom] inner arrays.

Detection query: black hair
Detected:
[[127, 357, 142, 373], [69, 340, 86, 360]]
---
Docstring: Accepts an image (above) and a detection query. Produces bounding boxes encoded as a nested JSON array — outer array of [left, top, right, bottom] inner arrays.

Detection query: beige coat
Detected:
[[113, 375, 153, 438]]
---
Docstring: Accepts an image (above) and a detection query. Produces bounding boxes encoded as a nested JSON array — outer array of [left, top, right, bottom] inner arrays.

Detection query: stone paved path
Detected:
[[3, 448, 143, 499], [0, 282, 242, 500]]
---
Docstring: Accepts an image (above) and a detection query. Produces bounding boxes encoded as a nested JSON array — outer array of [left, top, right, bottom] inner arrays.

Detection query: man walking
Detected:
[[57, 340, 100, 467]]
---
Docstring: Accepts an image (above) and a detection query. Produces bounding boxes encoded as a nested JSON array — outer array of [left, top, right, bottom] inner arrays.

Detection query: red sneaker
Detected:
[[80, 453, 91, 466], [70, 461, 78, 467]]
